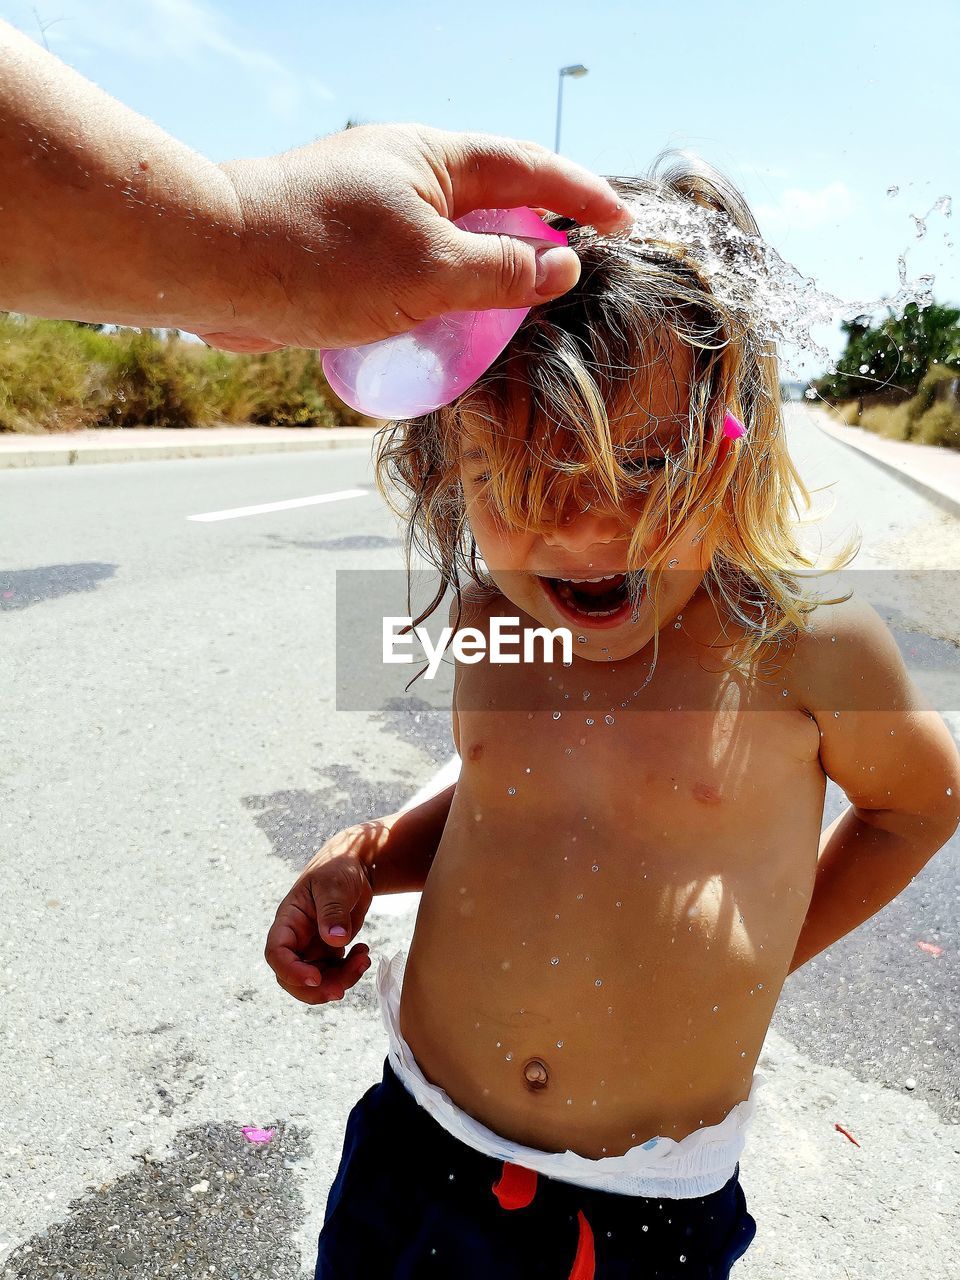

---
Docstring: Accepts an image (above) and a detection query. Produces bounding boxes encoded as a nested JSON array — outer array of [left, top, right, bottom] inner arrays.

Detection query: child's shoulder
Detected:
[[790, 594, 959, 830], [791, 593, 907, 713]]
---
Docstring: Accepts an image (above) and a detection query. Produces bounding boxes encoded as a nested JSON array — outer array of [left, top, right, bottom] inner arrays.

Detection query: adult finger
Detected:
[[430, 225, 581, 311], [439, 132, 633, 234]]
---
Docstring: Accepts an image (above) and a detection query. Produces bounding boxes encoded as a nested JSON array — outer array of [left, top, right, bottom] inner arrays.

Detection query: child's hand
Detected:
[[265, 845, 374, 1005]]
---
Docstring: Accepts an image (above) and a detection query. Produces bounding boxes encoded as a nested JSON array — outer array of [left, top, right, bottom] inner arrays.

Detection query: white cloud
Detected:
[[756, 181, 856, 233], [23, 0, 333, 118]]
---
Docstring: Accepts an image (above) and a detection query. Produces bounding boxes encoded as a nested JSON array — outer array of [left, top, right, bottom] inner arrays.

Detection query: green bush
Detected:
[[859, 402, 913, 440], [231, 348, 339, 427], [0, 315, 375, 431], [0, 315, 107, 431], [97, 329, 219, 429], [913, 401, 960, 448]]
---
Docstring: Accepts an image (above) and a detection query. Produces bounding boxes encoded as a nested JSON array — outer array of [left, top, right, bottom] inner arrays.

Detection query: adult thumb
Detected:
[[438, 227, 582, 312]]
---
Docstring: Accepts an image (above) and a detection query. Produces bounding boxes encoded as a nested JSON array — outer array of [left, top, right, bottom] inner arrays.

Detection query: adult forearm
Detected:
[[787, 805, 955, 975], [337, 783, 455, 896], [0, 20, 257, 331]]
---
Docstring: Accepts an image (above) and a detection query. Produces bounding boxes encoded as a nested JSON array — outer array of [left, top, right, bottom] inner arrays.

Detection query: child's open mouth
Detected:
[[538, 573, 641, 629]]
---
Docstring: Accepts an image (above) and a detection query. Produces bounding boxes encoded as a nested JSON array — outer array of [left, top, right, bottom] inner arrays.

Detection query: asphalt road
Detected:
[[1, 408, 957, 1279]]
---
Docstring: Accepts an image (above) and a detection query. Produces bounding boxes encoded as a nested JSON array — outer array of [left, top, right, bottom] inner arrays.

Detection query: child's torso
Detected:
[[400, 591, 825, 1158]]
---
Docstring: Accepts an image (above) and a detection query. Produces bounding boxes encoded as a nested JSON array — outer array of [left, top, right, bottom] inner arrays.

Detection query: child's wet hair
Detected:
[[374, 151, 857, 675]]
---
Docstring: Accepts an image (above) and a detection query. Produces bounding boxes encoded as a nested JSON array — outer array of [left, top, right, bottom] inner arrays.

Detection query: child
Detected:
[[267, 155, 960, 1279]]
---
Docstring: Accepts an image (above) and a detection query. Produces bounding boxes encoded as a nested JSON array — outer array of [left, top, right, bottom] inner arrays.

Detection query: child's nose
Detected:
[[541, 505, 624, 553]]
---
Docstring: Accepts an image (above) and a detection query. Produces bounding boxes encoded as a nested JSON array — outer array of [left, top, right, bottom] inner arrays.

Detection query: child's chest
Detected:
[[454, 642, 825, 850]]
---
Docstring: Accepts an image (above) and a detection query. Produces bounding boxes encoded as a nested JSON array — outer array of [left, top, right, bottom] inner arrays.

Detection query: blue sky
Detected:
[[5, 0, 958, 373]]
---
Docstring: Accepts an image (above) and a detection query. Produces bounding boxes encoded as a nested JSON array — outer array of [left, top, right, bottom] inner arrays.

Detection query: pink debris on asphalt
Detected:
[[242, 1126, 276, 1144], [916, 941, 943, 956]]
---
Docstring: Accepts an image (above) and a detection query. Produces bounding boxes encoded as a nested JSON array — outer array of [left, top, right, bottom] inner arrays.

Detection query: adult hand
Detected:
[[204, 123, 633, 352], [3, 22, 630, 351]]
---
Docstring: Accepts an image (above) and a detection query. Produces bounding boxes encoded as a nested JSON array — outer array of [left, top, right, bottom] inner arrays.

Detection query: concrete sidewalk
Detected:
[[0, 424, 378, 469], [805, 404, 960, 518]]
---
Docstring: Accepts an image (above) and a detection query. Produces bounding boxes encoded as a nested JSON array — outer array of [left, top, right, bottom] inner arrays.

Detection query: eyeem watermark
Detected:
[[384, 616, 573, 677]]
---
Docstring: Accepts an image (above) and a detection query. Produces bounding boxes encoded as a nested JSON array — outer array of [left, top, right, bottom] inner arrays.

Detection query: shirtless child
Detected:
[[267, 158, 960, 1279]]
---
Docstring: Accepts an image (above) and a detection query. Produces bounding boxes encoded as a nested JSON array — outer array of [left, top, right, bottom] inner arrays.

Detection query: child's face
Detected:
[[458, 347, 718, 664]]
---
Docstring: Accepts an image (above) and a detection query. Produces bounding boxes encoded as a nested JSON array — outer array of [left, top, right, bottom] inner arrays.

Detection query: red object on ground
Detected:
[[834, 1123, 861, 1147]]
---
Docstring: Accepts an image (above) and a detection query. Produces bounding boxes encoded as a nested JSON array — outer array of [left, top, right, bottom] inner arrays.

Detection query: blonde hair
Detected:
[[374, 151, 857, 679]]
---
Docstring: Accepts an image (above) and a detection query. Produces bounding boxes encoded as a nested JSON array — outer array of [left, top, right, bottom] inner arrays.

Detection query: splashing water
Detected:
[[604, 190, 944, 369]]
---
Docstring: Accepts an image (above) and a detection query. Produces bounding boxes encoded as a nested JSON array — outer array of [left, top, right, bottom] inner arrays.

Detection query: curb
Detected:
[[812, 415, 960, 521], [0, 434, 375, 470]]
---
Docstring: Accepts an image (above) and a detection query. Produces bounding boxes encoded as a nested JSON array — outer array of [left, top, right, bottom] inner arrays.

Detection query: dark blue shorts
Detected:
[[314, 1056, 757, 1279]]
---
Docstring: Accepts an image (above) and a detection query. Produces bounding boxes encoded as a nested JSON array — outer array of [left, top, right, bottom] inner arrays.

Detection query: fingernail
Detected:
[[328, 926, 348, 939], [305, 977, 319, 988], [534, 246, 577, 297]]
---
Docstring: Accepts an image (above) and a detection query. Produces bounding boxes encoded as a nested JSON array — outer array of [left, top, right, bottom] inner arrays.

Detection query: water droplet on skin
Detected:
[[586, 718, 595, 726], [712, 1005, 720, 1013], [834, 711, 840, 718], [557, 1040, 564, 1048], [757, 982, 764, 989], [782, 689, 789, 697], [615, 899, 622, 907], [605, 714, 615, 724], [674, 621, 681, 628], [948, 787, 953, 796], [525, 767, 532, 773], [553, 711, 562, 720], [740, 1050, 746, 1057], [592, 863, 600, 872], [595, 978, 603, 987], [505, 1052, 513, 1060], [576, 892, 584, 900], [642, 1224, 649, 1232], [583, 691, 591, 700], [551, 956, 560, 965], [680, 1254, 687, 1263], [577, 635, 587, 644], [668, 559, 679, 568], [507, 786, 516, 796], [565, 747, 573, 754]]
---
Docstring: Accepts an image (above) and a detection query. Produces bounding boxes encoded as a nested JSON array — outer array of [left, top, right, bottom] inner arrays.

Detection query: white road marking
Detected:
[[188, 487, 369, 522], [368, 754, 462, 917]]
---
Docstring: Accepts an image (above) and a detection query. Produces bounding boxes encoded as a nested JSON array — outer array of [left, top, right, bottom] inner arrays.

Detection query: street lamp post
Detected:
[[555, 63, 588, 154]]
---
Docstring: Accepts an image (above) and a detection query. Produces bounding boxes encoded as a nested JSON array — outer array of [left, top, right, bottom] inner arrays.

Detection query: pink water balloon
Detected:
[[320, 207, 568, 419]]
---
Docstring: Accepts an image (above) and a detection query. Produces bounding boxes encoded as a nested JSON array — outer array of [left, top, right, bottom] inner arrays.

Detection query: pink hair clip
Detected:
[[722, 411, 746, 441], [718, 411, 746, 461]]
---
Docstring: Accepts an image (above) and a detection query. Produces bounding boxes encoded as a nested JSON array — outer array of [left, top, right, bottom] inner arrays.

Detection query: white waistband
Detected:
[[376, 949, 764, 1199]]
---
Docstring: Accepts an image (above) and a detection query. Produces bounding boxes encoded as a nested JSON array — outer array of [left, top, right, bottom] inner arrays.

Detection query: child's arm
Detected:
[[787, 598, 960, 976], [356, 782, 457, 894], [365, 590, 465, 892]]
